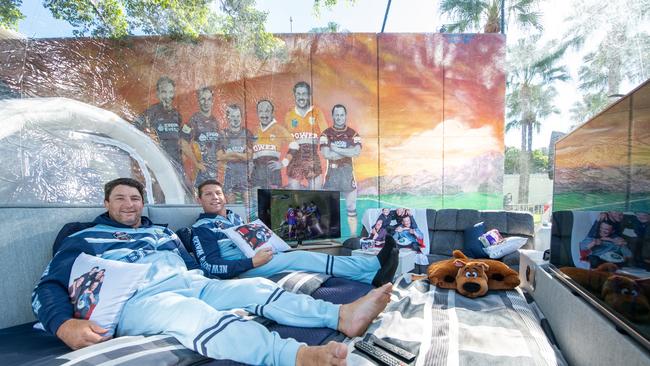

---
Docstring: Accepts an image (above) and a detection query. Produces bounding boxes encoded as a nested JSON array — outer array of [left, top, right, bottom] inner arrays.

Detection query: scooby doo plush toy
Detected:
[[414, 250, 520, 298], [560, 264, 650, 323]]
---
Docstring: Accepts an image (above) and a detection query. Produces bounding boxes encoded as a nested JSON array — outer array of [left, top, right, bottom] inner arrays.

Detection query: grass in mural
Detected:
[[553, 192, 629, 212], [338, 193, 503, 238], [553, 192, 650, 212]]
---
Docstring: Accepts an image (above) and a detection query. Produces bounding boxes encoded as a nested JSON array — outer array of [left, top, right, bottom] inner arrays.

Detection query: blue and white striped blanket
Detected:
[[347, 274, 567, 366]]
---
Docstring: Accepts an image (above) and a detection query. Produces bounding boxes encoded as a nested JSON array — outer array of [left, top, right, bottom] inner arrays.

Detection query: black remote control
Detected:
[[354, 340, 406, 366], [371, 337, 416, 362]]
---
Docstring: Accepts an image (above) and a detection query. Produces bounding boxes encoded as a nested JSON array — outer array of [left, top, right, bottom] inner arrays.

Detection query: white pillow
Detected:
[[223, 219, 291, 258], [482, 236, 528, 259], [68, 253, 150, 337]]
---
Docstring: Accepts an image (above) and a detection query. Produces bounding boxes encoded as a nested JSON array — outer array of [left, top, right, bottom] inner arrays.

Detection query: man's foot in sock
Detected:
[[377, 235, 396, 265], [338, 283, 392, 338], [372, 248, 399, 287], [296, 341, 348, 366]]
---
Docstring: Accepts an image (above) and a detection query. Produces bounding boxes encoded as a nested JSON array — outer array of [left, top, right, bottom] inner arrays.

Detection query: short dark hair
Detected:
[[197, 179, 224, 197], [156, 76, 175, 91], [331, 104, 347, 115], [104, 178, 144, 201], [257, 99, 274, 112], [196, 86, 213, 97], [293, 81, 311, 95], [227, 104, 242, 115]]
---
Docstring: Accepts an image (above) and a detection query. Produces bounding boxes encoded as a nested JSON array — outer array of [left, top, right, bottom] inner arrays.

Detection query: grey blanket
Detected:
[[347, 275, 567, 366]]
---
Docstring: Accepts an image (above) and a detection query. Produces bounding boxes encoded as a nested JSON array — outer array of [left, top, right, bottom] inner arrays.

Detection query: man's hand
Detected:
[[252, 247, 273, 267], [56, 318, 111, 350]]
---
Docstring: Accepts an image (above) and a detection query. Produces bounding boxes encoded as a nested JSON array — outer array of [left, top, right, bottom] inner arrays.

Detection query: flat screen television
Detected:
[[257, 189, 341, 245]]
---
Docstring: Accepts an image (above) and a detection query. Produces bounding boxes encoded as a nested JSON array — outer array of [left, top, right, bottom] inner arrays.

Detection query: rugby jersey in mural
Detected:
[[284, 106, 328, 160], [185, 112, 220, 170], [191, 210, 253, 279], [31, 213, 197, 336], [252, 119, 289, 163], [319, 126, 362, 166]]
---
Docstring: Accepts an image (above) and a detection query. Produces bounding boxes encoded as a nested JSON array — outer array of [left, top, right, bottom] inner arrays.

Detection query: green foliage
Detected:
[[562, 0, 650, 96], [569, 91, 609, 127], [2, 1, 280, 57], [439, 0, 541, 33], [309, 21, 344, 33], [504, 146, 548, 174], [0, 0, 23, 30]]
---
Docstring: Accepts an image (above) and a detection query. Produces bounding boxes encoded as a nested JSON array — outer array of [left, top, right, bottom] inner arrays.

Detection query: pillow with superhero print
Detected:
[[223, 219, 291, 258], [68, 253, 150, 337]]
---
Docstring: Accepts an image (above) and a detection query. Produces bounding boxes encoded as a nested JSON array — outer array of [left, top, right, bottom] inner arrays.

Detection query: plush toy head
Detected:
[[602, 275, 650, 323], [454, 259, 490, 298]]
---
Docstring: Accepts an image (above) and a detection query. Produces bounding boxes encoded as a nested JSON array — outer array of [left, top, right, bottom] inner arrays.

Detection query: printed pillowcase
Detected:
[[482, 236, 529, 259], [68, 253, 150, 337], [223, 219, 291, 258]]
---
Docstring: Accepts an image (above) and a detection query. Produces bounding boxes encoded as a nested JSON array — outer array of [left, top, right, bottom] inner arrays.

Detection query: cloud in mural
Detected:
[[381, 119, 500, 176]]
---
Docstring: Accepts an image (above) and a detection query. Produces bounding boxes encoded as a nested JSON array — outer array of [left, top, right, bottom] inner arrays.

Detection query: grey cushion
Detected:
[[507, 211, 535, 236], [433, 209, 459, 231], [480, 211, 508, 233], [0, 205, 112, 328], [148, 205, 203, 231]]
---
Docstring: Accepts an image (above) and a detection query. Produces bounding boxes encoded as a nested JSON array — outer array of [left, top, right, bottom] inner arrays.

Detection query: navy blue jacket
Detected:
[[191, 211, 254, 279], [31, 213, 197, 336]]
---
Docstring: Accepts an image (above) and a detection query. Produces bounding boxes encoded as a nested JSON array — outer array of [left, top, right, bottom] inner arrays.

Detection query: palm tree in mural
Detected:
[[506, 35, 569, 204], [439, 0, 542, 33], [562, 0, 650, 124]]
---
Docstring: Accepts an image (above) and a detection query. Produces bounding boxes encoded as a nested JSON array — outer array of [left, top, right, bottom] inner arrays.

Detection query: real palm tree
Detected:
[[562, 0, 650, 122], [506, 35, 569, 203], [439, 0, 542, 33]]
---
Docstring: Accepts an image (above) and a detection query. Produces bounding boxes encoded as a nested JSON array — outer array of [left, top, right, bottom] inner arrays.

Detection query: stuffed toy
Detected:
[[454, 260, 490, 298], [413, 250, 520, 297], [560, 264, 650, 323]]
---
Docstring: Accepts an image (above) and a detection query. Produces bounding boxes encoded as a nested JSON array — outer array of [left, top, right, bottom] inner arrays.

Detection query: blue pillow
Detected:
[[463, 222, 489, 259]]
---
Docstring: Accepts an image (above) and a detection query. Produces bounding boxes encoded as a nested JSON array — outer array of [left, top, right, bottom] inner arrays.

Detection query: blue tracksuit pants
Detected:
[[234, 250, 381, 284], [117, 252, 340, 365]]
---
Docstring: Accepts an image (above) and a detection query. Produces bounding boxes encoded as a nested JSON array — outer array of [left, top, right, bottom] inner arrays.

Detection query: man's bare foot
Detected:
[[296, 341, 348, 366], [338, 283, 392, 337]]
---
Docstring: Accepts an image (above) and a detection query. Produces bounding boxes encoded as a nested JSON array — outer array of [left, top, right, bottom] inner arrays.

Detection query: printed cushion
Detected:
[[463, 222, 489, 259], [478, 228, 504, 248], [68, 253, 150, 337], [482, 236, 528, 259], [223, 219, 291, 258]]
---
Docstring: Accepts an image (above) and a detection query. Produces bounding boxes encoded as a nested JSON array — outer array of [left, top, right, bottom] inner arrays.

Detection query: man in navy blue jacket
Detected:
[[191, 180, 399, 286], [32, 178, 392, 365]]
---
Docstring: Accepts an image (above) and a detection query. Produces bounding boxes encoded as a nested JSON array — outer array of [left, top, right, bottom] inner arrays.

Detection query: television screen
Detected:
[[257, 189, 341, 243]]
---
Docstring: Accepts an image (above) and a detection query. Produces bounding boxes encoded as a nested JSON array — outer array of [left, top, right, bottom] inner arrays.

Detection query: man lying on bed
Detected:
[[191, 179, 399, 286], [32, 177, 392, 366]]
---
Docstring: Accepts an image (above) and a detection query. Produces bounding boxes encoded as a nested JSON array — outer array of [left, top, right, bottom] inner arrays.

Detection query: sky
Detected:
[[14, 0, 637, 149]]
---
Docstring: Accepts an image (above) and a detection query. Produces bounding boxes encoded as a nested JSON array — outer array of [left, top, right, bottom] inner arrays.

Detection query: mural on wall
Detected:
[[0, 33, 505, 236]]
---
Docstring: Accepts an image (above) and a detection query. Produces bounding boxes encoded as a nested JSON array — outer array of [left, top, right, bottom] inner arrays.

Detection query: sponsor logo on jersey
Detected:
[[199, 132, 219, 142], [291, 132, 319, 140], [113, 232, 132, 240], [253, 144, 278, 152], [157, 122, 180, 133], [332, 140, 348, 148]]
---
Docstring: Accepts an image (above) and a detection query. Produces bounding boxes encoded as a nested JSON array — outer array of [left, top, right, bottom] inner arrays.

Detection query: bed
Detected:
[[2, 272, 566, 366]]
